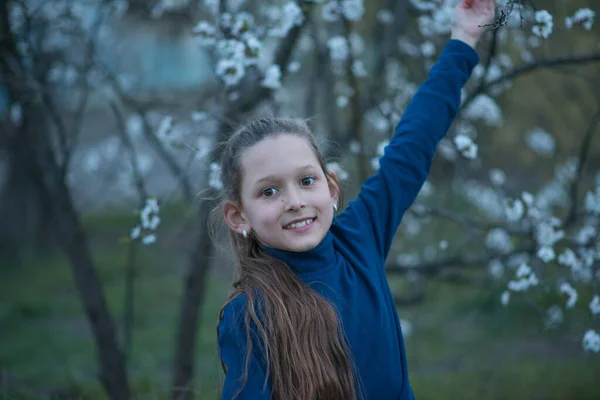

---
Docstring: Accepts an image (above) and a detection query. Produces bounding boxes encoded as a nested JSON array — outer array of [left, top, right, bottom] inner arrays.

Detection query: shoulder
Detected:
[[219, 293, 249, 332], [219, 292, 264, 337]]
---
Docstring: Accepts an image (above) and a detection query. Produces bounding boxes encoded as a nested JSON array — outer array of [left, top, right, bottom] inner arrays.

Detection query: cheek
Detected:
[[253, 203, 281, 226]]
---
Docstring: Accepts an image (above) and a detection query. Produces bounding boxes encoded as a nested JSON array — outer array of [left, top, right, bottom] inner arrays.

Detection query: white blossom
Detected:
[[397, 37, 420, 57], [489, 168, 506, 186], [535, 221, 565, 247], [532, 10, 553, 39], [326, 162, 349, 181], [341, 0, 364, 21], [463, 95, 503, 126], [130, 226, 141, 240], [352, 60, 367, 78], [156, 116, 174, 140], [336, 96, 349, 108], [516, 263, 532, 278], [244, 35, 261, 65], [322, 2, 341, 22], [191, 111, 207, 122], [216, 59, 245, 86], [582, 329, 600, 352], [10, 103, 22, 126], [420, 41, 436, 57], [232, 12, 254, 35], [558, 249, 578, 267], [453, 135, 478, 159], [508, 272, 539, 292], [418, 180, 434, 198], [488, 259, 505, 279], [565, 8, 595, 31], [142, 234, 157, 245], [525, 128, 555, 156], [559, 282, 578, 309], [126, 114, 143, 138], [585, 186, 600, 214], [262, 65, 282, 89], [287, 61, 301, 73], [589, 295, 600, 315], [545, 305, 564, 329], [537, 246, 555, 263], [485, 228, 513, 253], [400, 318, 413, 337], [192, 21, 217, 46], [377, 9, 394, 25], [269, 2, 304, 37], [209, 162, 223, 189], [327, 36, 349, 62], [501, 290, 510, 305], [216, 39, 246, 61], [505, 199, 524, 222], [521, 192, 535, 206]]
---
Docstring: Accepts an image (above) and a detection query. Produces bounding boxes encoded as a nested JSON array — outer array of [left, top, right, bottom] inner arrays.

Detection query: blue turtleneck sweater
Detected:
[[218, 39, 479, 400]]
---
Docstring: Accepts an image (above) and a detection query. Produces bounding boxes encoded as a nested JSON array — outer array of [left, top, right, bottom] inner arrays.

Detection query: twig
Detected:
[[564, 108, 600, 227], [386, 245, 535, 276], [461, 52, 600, 111], [408, 204, 529, 237], [108, 101, 148, 202]]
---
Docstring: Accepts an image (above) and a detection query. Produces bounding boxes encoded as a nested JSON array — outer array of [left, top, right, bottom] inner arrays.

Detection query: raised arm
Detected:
[[334, 0, 495, 264], [218, 296, 271, 400]]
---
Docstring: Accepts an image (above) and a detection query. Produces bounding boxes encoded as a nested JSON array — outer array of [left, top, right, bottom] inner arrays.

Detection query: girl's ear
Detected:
[[326, 170, 341, 204], [222, 200, 249, 234]]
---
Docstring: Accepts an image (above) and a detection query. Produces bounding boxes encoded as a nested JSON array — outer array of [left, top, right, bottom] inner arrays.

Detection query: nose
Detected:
[[284, 186, 306, 211]]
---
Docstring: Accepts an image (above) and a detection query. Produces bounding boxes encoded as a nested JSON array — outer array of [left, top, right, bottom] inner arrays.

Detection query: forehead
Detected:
[[240, 134, 320, 184]]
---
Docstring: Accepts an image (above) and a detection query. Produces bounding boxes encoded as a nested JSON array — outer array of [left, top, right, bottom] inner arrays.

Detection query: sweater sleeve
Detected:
[[218, 296, 271, 400], [334, 39, 479, 265]]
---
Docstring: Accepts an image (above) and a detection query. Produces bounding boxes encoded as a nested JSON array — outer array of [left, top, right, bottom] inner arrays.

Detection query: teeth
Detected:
[[285, 218, 313, 229]]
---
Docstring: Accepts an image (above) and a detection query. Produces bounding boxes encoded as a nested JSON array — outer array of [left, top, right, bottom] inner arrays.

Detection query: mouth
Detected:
[[283, 217, 316, 231]]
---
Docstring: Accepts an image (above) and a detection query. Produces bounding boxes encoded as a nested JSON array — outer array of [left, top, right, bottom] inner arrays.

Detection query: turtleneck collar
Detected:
[[259, 230, 338, 276]]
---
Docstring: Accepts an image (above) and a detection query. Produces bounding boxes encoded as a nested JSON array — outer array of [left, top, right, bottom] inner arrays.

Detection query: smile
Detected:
[[284, 217, 315, 231]]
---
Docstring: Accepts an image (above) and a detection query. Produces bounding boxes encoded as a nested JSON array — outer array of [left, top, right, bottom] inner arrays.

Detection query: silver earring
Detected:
[[333, 203, 338, 212], [242, 229, 248, 239]]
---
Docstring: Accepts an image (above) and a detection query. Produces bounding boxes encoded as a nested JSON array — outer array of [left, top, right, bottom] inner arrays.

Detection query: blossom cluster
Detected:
[[130, 198, 161, 245], [192, 2, 307, 88]]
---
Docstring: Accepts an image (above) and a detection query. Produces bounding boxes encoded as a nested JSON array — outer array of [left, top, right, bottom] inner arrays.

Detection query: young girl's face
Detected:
[[235, 134, 338, 252]]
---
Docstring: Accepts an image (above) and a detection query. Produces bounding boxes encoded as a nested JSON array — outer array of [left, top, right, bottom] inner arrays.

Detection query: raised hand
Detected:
[[451, 0, 497, 48]]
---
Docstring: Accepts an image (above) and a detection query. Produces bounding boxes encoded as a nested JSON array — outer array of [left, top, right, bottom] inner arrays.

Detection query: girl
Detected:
[[215, 1, 496, 398]]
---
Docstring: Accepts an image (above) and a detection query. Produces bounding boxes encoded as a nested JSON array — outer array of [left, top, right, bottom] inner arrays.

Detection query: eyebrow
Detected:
[[253, 165, 318, 187]]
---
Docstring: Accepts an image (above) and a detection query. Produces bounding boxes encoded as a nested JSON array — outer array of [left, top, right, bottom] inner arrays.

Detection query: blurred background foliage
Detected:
[[1, 0, 600, 399]]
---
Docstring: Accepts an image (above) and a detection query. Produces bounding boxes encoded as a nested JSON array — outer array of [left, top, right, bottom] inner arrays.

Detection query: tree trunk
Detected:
[[19, 107, 131, 400], [0, 133, 57, 264], [171, 129, 226, 400]]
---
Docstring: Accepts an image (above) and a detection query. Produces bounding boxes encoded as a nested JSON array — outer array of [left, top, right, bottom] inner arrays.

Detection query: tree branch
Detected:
[[386, 245, 535, 276], [461, 52, 600, 111], [564, 108, 600, 227]]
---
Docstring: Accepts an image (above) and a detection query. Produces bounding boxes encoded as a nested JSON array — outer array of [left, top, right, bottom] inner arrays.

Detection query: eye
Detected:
[[300, 176, 315, 186], [261, 187, 278, 197]]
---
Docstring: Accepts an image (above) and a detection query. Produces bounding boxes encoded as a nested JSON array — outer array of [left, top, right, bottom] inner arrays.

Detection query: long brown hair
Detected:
[[211, 117, 359, 399]]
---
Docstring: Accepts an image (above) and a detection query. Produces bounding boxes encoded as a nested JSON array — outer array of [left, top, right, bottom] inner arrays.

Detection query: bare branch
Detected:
[[408, 204, 528, 237], [564, 108, 600, 227], [461, 52, 600, 111], [99, 65, 195, 203], [386, 245, 535, 276], [108, 101, 148, 204]]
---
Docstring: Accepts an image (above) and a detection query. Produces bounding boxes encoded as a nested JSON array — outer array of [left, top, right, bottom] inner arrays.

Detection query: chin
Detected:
[[284, 232, 324, 253]]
